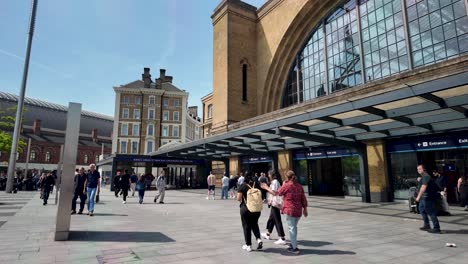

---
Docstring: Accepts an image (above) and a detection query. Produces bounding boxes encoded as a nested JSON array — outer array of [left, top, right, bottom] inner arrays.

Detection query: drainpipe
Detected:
[[159, 90, 166, 149], [139, 91, 144, 154]]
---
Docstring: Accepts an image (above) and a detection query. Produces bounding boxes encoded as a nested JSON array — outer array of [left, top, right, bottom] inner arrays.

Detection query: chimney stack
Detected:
[[142, 68, 152, 88], [33, 119, 41, 135], [91, 128, 98, 142], [164, 76, 173, 83], [159, 69, 166, 80]]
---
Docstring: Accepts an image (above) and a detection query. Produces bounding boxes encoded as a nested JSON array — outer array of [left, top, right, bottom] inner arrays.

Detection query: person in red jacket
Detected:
[[261, 170, 308, 254]]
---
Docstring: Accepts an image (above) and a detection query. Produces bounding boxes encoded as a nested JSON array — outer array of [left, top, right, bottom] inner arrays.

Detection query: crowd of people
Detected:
[[112, 169, 167, 205]]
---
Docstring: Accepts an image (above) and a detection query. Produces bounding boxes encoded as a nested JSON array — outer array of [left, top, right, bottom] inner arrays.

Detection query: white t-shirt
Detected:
[[222, 176, 229, 187]]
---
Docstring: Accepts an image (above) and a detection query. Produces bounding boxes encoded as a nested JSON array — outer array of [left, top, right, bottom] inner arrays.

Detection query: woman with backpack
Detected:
[[237, 172, 263, 252], [261, 170, 308, 254], [261, 171, 286, 245]]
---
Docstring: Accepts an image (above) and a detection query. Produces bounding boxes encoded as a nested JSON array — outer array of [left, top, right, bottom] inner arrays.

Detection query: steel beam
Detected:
[[276, 128, 363, 149]]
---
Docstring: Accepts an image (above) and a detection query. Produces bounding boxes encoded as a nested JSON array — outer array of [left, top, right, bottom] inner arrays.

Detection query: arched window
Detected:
[[282, 0, 468, 108], [95, 155, 99, 163], [84, 154, 89, 164], [30, 150, 36, 161], [45, 151, 51, 162]]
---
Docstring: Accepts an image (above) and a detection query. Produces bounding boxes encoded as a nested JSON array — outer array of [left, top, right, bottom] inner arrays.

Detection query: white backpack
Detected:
[[245, 183, 263, 213]]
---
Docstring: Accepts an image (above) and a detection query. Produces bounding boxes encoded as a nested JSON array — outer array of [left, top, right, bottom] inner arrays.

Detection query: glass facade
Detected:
[[282, 0, 468, 107]]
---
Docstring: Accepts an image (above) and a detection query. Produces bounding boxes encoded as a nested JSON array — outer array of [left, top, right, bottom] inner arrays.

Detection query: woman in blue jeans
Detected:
[[137, 175, 146, 204], [261, 170, 308, 254], [84, 164, 100, 217]]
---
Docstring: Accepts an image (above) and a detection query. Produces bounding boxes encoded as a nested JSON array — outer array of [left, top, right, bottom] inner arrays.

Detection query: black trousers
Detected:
[[42, 187, 51, 204], [121, 186, 129, 201], [240, 205, 261, 246], [266, 206, 285, 237], [72, 192, 87, 212], [114, 186, 120, 197]]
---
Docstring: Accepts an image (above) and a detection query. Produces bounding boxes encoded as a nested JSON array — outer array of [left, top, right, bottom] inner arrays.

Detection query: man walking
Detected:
[[416, 165, 441, 233], [154, 170, 167, 204], [433, 169, 451, 216], [84, 164, 100, 216], [71, 167, 87, 214], [207, 171, 216, 200], [113, 171, 121, 198], [41, 173, 55, 206], [120, 169, 131, 204], [130, 172, 138, 197], [221, 173, 229, 199]]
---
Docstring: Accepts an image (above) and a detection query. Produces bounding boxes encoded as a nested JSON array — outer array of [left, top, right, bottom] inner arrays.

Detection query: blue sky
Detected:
[[0, 0, 265, 117]]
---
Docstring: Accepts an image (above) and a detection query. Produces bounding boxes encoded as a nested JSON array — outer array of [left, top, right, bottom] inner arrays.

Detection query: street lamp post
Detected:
[[5, 0, 39, 193]]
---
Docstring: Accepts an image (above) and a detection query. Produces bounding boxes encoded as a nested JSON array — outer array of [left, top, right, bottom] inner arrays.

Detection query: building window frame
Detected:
[[242, 63, 248, 101], [30, 150, 36, 161], [207, 104, 213, 119], [149, 96, 155, 105], [123, 96, 129, 104], [133, 109, 140, 119], [121, 123, 129, 136], [173, 125, 179, 137], [174, 98, 180, 107], [122, 108, 129, 119], [131, 141, 139, 154], [148, 108, 155, 119], [173, 111, 179, 121], [163, 111, 169, 121], [162, 125, 168, 137], [146, 140, 154, 154], [147, 124, 154, 136], [120, 141, 127, 154], [135, 96, 141, 105], [132, 124, 139, 136], [45, 151, 51, 162], [163, 98, 169, 107], [84, 154, 89, 164]]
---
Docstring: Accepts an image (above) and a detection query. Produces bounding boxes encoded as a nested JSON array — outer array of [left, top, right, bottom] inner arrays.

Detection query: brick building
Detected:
[[0, 91, 113, 172], [112, 68, 191, 155], [153, 0, 468, 203]]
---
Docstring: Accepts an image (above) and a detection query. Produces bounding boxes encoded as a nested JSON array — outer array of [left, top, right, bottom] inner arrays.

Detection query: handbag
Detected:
[[95, 194, 100, 203], [271, 195, 283, 209]]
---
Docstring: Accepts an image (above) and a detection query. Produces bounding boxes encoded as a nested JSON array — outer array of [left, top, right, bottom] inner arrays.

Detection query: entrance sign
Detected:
[[293, 148, 359, 160], [387, 133, 468, 153]]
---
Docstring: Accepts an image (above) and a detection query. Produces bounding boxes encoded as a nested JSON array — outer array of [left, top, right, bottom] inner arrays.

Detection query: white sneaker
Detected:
[[122, 201, 126, 204], [261, 233, 270, 240], [274, 238, 287, 245], [242, 245, 252, 252]]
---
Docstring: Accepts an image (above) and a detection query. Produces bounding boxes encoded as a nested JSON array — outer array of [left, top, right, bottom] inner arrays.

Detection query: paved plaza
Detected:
[[0, 188, 467, 264]]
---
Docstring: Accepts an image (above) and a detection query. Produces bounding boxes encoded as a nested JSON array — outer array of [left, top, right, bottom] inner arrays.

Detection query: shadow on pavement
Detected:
[[297, 240, 333, 247], [69, 231, 175, 242], [262, 247, 355, 256], [442, 229, 468, 234], [91, 213, 128, 216]]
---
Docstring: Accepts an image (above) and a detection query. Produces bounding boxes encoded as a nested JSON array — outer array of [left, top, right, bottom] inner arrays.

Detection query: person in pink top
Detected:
[[261, 170, 308, 254], [207, 171, 216, 200]]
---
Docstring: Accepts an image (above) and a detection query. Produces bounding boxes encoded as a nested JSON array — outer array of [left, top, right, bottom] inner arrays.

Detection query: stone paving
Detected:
[[0, 188, 467, 264]]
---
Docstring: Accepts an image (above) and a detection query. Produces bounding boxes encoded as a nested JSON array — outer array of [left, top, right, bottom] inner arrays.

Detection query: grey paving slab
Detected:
[[0, 189, 467, 263]]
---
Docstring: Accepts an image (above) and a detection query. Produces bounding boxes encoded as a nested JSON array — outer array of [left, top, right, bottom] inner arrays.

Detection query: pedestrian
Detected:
[[130, 172, 138, 197], [228, 175, 238, 199], [261, 171, 286, 245], [458, 173, 468, 211], [237, 172, 263, 252], [38, 173, 45, 199], [221, 174, 229, 199], [71, 167, 87, 215], [261, 170, 308, 254], [84, 164, 100, 216], [433, 169, 451, 216], [259, 172, 269, 201], [154, 170, 167, 204], [238, 172, 245, 187], [415, 165, 441, 233], [207, 171, 216, 200], [41, 173, 55, 206], [137, 174, 146, 204], [120, 169, 131, 204], [113, 171, 121, 198]]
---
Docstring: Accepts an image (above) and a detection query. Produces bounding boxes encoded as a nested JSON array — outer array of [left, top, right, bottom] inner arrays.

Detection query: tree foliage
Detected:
[[0, 106, 26, 154]]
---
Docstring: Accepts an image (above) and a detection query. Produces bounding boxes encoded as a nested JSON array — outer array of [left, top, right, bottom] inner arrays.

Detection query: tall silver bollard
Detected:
[[55, 103, 81, 241]]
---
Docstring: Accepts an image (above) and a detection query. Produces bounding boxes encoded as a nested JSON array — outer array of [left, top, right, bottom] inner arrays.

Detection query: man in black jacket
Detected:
[[71, 167, 87, 214], [41, 173, 55, 205], [113, 171, 121, 198]]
